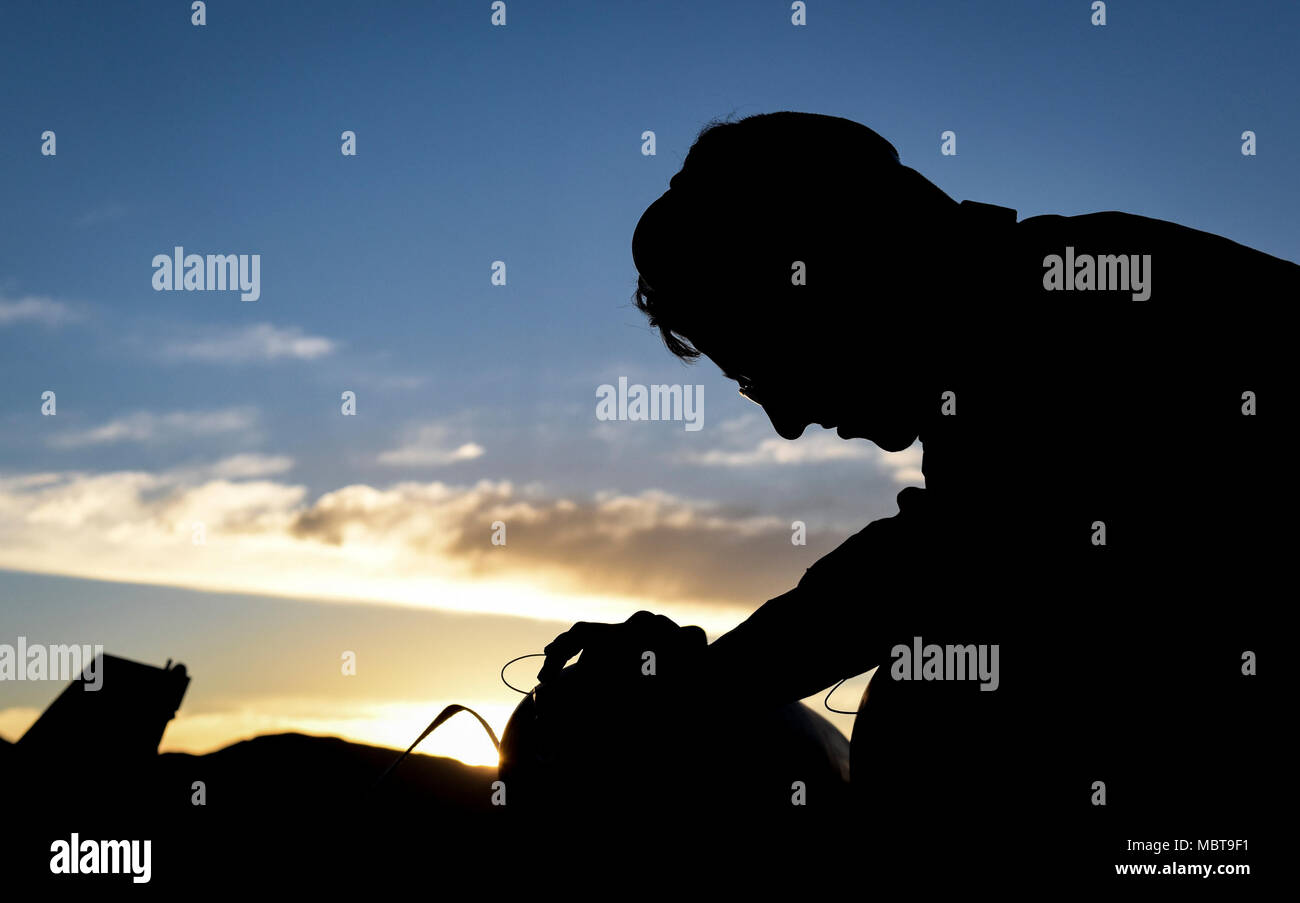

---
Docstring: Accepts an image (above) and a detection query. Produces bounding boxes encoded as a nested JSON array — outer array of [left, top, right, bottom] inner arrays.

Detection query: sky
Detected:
[[1, 0, 1296, 765]]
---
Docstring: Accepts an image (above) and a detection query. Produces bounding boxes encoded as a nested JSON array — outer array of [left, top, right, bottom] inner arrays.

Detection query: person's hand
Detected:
[[526, 613, 712, 809], [537, 610, 707, 690]]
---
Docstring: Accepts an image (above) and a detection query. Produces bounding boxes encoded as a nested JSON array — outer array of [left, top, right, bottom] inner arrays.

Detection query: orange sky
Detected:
[[0, 570, 875, 766]]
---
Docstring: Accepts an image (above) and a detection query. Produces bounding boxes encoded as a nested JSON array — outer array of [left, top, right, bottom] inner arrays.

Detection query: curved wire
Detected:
[[379, 655, 864, 791], [500, 652, 547, 694], [823, 677, 858, 715], [372, 703, 501, 790], [374, 653, 546, 790]]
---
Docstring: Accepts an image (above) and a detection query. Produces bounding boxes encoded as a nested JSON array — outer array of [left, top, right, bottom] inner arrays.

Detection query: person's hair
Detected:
[[633, 271, 700, 359], [631, 112, 952, 361]]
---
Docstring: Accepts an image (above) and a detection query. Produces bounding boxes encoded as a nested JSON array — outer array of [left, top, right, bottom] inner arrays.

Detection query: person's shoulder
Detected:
[[1018, 210, 1298, 276], [1012, 209, 1298, 322]]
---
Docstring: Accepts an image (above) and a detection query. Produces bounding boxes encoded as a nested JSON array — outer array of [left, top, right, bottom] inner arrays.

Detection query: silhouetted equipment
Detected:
[[498, 657, 851, 816], [17, 653, 189, 768], [374, 649, 850, 818]]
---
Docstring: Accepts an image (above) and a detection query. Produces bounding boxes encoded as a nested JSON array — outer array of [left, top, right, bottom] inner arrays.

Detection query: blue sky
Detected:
[[1, 0, 1295, 760]]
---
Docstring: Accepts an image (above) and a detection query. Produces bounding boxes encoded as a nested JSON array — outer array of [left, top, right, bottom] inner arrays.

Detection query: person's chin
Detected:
[[876, 431, 919, 451], [838, 424, 915, 451]]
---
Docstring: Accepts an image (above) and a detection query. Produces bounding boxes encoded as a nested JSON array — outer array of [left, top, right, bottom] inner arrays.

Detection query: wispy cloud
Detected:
[[679, 417, 925, 483], [161, 323, 336, 363], [48, 407, 257, 449], [75, 203, 128, 228], [0, 295, 80, 327], [172, 453, 295, 481], [377, 422, 485, 467], [880, 446, 924, 484], [685, 432, 874, 466]]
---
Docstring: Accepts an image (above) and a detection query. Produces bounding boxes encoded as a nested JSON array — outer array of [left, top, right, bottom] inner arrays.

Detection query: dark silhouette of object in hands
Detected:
[[521, 111, 1292, 876]]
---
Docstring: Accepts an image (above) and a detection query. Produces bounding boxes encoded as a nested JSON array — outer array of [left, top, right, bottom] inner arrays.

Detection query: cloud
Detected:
[[287, 481, 811, 607], [880, 446, 925, 484], [48, 407, 257, 449], [75, 203, 128, 228], [430, 485, 825, 605], [0, 466, 849, 631], [377, 422, 486, 467], [204, 454, 294, 479], [0, 295, 80, 327], [681, 416, 926, 484], [685, 432, 874, 466], [172, 454, 295, 481], [161, 323, 336, 363]]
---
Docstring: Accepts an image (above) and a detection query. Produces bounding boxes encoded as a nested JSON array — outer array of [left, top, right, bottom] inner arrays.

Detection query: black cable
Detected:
[[500, 652, 546, 694], [374, 652, 546, 789], [380, 654, 863, 789], [372, 703, 502, 790], [823, 677, 858, 715]]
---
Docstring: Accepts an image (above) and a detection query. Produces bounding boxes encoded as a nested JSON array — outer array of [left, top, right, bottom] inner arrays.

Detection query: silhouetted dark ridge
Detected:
[[157, 732, 497, 811]]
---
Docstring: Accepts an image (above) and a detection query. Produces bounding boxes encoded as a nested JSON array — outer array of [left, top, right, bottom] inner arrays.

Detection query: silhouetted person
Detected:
[[536, 112, 1292, 877]]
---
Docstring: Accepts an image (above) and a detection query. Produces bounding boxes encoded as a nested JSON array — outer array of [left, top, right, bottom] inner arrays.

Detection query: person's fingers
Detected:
[[537, 614, 706, 685], [627, 612, 707, 661], [538, 623, 588, 682], [538, 621, 613, 683], [679, 625, 708, 647], [651, 613, 680, 634], [628, 611, 692, 645]]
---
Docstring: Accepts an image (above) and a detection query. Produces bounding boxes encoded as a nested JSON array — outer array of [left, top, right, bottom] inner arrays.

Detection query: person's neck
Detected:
[[915, 373, 1060, 506]]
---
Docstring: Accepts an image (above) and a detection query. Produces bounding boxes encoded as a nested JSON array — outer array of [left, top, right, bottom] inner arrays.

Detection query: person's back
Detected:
[[837, 202, 1289, 873]]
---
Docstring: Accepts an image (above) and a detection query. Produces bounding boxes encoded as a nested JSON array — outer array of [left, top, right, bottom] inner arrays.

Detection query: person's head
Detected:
[[631, 112, 966, 450]]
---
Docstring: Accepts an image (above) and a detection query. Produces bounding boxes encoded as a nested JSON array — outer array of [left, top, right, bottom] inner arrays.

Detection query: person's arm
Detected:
[[537, 513, 910, 710], [702, 587, 878, 711], [701, 519, 902, 710]]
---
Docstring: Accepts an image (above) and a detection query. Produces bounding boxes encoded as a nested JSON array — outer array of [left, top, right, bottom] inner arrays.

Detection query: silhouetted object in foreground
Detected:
[[534, 111, 1293, 878], [4, 656, 500, 887], [17, 653, 188, 775], [500, 613, 850, 820]]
